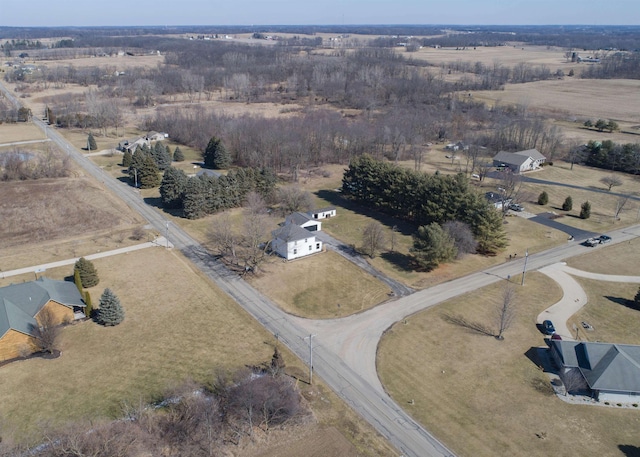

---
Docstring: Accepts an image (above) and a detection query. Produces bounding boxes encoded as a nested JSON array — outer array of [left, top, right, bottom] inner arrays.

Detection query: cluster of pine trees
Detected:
[[582, 140, 640, 175], [122, 142, 175, 188], [341, 155, 507, 255], [160, 166, 277, 219]]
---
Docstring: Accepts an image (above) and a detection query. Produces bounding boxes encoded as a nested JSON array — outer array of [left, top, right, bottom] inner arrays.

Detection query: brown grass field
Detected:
[[378, 270, 640, 457], [0, 123, 47, 144], [248, 250, 392, 318], [0, 248, 396, 456]]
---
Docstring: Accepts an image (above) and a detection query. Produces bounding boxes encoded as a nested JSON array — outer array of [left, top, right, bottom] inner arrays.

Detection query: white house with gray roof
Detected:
[[550, 340, 640, 403], [493, 149, 546, 173], [271, 224, 322, 260]]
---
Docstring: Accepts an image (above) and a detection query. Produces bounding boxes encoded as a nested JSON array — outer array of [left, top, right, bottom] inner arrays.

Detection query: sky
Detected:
[[1, 0, 639, 27]]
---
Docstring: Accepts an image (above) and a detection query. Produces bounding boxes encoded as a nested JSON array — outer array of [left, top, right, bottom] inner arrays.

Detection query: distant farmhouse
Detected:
[[0, 278, 86, 362], [118, 131, 168, 154], [492, 149, 546, 173], [271, 207, 336, 261], [551, 340, 640, 403]]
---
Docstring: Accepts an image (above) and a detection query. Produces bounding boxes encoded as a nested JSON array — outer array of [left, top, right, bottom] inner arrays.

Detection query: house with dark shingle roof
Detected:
[[0, 277, 85, 361], [285, 212, 322, 232], [550, 340, 640, 403], [271, 224, 322, 260], [493, 149, 546, 173]]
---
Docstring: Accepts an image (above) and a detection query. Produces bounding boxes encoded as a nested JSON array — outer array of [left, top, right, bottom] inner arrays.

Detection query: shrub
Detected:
[[95, 288, 125, 326], [580, 201, 591, 219], [562, 196, 573, 211], [538, 191, 549, 205], [74, 257, 99, 288]]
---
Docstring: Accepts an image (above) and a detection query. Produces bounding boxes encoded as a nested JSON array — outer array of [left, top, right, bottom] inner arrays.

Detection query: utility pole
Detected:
[[521, 248, 529, 286], [133, 167, 138, 188], [165, 220, 170, 248], [304, 334, 316, 385]]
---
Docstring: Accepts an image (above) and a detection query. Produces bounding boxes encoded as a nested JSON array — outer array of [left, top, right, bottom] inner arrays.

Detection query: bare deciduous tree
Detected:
[[495, 283, 517, 340], [276, 186, 314, 216], [209, 212, 239, 263], [361, 221, 386, 258], [613, 194, 630, 221], [443, 220, 477, 258], [31, 308, 60, 354], [600, 174, 622, 191]]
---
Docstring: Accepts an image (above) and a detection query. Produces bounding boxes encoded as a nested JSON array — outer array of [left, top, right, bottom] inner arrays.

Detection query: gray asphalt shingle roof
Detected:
[[285, 212, 313, 226], [0, 277, 85, 338], [272, 224, 313, 243], [553, 340, 640, 393]]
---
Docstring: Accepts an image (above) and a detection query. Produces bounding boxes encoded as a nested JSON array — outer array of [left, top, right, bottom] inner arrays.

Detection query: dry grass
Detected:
[[565, 237, 640, 276], [0, 177, 145, 271], [248, 251, 391, 318], [378, 272, 640, 457], [0, 123, 47, 144]]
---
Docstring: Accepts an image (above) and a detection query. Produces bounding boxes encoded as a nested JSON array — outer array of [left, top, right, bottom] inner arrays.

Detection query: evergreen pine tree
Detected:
[[173, 146, 184, 162], [411, 223, 457, 271], [95, 288, 124, 326], [203, 136, 231, 169], [580, 201, 591, 219], [87, 132, 97, 151], [138, 154, 161, 188], [160, 166, 188, 209], [84, 290, 93, 318], [152, 142, 172, 170], [562, 196, 573, 211], [74, 257, 99, 288], [122, 150, 133, 168], [74, 268, 83, 293], [538, 191, 549, 205], [183, 178, 208, 219]]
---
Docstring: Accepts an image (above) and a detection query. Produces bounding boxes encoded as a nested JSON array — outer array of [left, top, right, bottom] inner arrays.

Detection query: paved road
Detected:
[[529, 212, 598, 240], [315, 230, 414, 297], [5, 82, 640, 457]]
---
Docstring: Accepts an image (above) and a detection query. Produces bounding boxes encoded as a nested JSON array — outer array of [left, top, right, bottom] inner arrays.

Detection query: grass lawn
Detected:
[[0, 123, 46, 144], [248, 251, 392, 318], [565, 237, 640, 276], [377, 272, 640, 457]]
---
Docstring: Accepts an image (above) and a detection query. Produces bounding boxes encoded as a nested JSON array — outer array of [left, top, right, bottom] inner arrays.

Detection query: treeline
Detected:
[[160, 166, 277, 219], [442, 60, 564, 90], [580, 52, 640, 79], [341, 155, 507, 255], [1, 362, 306, 457], [582, 140, 640, 174]]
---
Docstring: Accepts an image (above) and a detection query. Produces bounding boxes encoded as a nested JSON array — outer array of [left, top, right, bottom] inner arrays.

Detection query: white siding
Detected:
[[598, 391, 639, 403], [273, 236, 322, 260]]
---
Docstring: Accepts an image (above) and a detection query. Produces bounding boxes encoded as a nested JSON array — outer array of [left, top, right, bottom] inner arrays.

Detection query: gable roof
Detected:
[[493, 151, 531, 167], [272, 224, 314, 243], [310, 206, 336, 214], [285, 212, 314, 226], [552, 341, 640, 393], [515, 148, 545, 161], [0, 278, 85, 339]]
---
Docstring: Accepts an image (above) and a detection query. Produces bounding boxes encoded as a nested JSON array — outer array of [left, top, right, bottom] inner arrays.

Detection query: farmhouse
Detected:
[[0, 277, 86, 361], [118, 137, 149, 153], [550, 340, 640, 403], [485, 191, 510, 209], [271, 224, 323, 260], [492, 149, 546, 173]]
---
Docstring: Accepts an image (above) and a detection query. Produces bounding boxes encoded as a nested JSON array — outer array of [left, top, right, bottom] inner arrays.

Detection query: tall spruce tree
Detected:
[[152, 142, 172, 170], [138, 154, 161, 188], [74, 257, 99, 288], [122, 150, 133, 168], [160, 166, 188, 209], [411, 223, 457, 271], [173, 146, 184, 162], [95, 288, 124, 326], [203, 136, 231, 169], [580, 201, 591, 219], [562, 196, 573, 211]]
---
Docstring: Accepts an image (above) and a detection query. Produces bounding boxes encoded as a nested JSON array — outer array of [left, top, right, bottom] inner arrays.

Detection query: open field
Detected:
[[378, 271, 640, 457], [248, 250, 392, 318], [473, 78, 640, 126], [0, 123, 46, 144], [0, 248, 396, 456], [0, 177, 145, 271], [566, 237, 640, 276]]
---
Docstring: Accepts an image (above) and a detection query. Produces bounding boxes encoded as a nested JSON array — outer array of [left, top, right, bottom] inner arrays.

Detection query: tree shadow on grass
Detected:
[[143, 196, 164, 209], [619, 445, 640, 457], [441, 312, 495, 337], [379, 251, 415, 273], [605, 295, 639, 311], [315, 189, 416, 236]]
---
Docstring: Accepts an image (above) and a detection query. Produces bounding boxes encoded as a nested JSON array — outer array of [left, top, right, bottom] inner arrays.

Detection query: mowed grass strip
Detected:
[[249, 251, 391, 318], [378, 272, 640, 457]]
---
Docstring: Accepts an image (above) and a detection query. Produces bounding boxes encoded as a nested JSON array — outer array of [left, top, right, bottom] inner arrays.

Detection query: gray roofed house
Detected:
[[550, 340, 640, 402], [493, 149, 546, 173], [0, 277, 85, 361], [271, 224, 322, 260], [285, 212, 321, 231]]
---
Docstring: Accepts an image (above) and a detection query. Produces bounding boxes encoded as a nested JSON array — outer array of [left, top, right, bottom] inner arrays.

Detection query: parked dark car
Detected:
[[598, 235, 612, 243], [542, 320, 556, 335]]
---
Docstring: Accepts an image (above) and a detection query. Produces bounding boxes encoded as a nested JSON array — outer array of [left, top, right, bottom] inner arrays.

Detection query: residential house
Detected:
[[271, 224, 323, 260], [550, 340, 640, 403], [308, 207, 337, 220], [0, 277, 86, 361], [145, 131, 169, 142], [492, 149, 546, 173], [118, 137, 149, 154], [485, 191, 510, 210]]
